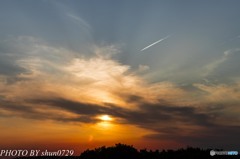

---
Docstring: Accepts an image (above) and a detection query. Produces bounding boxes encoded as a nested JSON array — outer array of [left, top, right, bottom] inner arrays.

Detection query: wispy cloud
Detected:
[[138, 64, 150, 72], [66, 13, 91, 29], [203, 48, 240, 78], [220, 34, 240, 45]]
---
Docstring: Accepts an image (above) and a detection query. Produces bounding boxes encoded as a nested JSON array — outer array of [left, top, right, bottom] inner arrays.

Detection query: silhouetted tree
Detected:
[[14, 143, 240, 159], [80, 143, 139, 159], [79, 144, 239, 159]]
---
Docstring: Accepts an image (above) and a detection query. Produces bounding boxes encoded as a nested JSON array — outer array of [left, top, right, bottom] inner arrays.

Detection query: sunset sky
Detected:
[[1, 0, 240, 154]]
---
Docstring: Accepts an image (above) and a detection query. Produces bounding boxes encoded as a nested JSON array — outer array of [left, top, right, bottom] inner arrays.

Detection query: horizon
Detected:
[[0, 0, 240, 156], [4, 144, 240, 158]]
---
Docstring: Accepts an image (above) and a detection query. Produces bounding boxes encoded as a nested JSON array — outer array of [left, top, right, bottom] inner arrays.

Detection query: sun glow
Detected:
[[99, 115, 113, 121], [95, 115, 114, 130]]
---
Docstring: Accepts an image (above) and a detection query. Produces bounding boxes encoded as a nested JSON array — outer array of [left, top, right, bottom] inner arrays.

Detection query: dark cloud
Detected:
[[32, 98, 199, 126], [0, 96, 215, 128], [0, 99, 34, 114], [0, 54, 26, 76], [2, 97, 213, 127], [144, 125, 240, 150], [0, 98, 100, 123], [27, 98, 215, 129], [24, 98, 126, 123], [131, 103, 240, 149], [123, 94, 144, 103], [1, 95, 239, 149], [30, 98, 110, 115], [119, 102, 214, 128]]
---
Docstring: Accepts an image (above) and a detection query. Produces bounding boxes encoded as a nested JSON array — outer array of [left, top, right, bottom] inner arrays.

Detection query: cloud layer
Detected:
[[0, 36, 240, 149]]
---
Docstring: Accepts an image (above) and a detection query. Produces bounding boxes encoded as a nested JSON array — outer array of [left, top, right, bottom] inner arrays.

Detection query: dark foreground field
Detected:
[[15, 143, 239, 159]]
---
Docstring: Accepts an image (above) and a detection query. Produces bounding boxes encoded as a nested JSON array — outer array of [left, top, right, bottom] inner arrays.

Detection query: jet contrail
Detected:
[[140, 35, 171, 51]]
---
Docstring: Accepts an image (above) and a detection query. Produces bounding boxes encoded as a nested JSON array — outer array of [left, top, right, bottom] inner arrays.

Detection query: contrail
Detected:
[[140, 35, 171, 51]]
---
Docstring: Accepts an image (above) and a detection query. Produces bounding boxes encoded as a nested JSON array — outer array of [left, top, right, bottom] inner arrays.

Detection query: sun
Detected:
[[96, 115, 114, 129], [98, 115, 113, 121]]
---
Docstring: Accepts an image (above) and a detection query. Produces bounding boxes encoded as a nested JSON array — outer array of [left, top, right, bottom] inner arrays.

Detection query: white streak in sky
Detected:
[[140, 35, 171, 51]]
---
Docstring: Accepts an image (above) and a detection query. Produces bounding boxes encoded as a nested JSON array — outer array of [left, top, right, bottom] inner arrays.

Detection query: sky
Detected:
[[0, 0, 240, 154]]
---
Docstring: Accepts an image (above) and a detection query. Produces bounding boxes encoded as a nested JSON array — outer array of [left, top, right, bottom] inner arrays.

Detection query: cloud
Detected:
[[224, 48, 240, 56], [66, 13, 91, 30], [211, 48, 240, 80], [138, 64, 150, 72], [144, 125, 240, 149], [0, 36, 240, 148], [202, 48, 240, 81]]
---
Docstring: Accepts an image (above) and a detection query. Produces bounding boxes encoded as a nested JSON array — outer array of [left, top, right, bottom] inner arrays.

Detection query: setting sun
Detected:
[[99, 115, 113, 121]]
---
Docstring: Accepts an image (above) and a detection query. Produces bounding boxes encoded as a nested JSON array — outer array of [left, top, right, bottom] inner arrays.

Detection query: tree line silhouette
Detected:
[[15, 143, 239, 159], [79, 143, 238, 159]]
